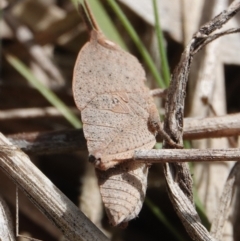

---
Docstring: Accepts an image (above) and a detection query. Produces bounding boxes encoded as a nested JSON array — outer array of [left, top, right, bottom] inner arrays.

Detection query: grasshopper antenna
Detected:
[[84, 0, 101, 31], [78, 2, 93, 33], [78, 0, 101, 33]]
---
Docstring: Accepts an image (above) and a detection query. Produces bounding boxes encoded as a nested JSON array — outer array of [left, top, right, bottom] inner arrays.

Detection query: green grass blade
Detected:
[[145, 198, 186, 241], [71, 0, 78, 9], [106, 0, 165, 88], [6, 54, 82, 129], [152, 0, 170, 86]]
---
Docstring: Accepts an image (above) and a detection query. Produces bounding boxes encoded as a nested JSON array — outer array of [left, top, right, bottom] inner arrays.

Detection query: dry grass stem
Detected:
[[0, 195, 15, 241], [0, 133, 108, 241], [210, 162, 240, 240], [0, 107, 79, 120]]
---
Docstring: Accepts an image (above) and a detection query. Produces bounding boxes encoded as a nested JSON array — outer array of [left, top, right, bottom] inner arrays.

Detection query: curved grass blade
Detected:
[[6, 54, 82, 129], [145, 198, 186, 241], [106, 0, 165, 88], [152, 0, 170, 86]]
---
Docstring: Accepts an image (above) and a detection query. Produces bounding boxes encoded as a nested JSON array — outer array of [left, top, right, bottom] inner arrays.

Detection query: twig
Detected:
[[183, 113, 240, 140], [134, 149, 240, 163], [164, 1, 240, 145], [0, 107, 79, 120], [6, 113, 240, 155], [0, 133, 109, 241], [8, 129, 86, 155], [162, 1, 240, 240]]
